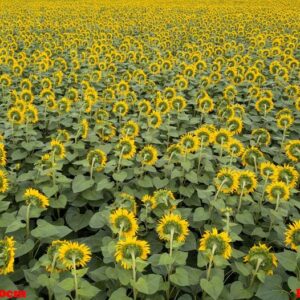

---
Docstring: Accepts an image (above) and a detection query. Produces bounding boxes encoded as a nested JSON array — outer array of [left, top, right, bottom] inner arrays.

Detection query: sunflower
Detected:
[[295, 98, 300, 111], [95, 109, 110, 123], [115, 237, 150, 270], [7, 107, 25, 125], [57, 129, 70, 142], [113, 100, 129, 117], [155, 99, 170, 115], [58, 241, 91, 269], [0, 170, 9, 193], [198, 97, 214, 113], [167, 144, 184, 160], [180, 133, 199, 153], [115, 193, 137, 215], [194, 127, 213, 147], [215, 168, 238, 193], [141, 194, 157, 209], [241, 146, 264, 168], [153, 189, 176, 210], [236, 170, 257, 194], [23, 188, 49, 208], [232, 104, 245, 117], [251, 128, 271, 146], [213, 128, 233, 146], [224, 85, 237, 102], [46, 240, 67, 273], [121, 120, 139, 138], [272, 164, 298, 188], [260, 161, 277, 178], [226, 117, 243, 134], [139, 145, 158, 166], [175, 76, 188, 91], [225, 138, 244, 157], [137, 100, 152, 115], [285, 221, 300, 251], [170, 96, 187, 112], [25, 104, 39, 123], [20, 89, 34, 103], [98, 122, 116, 141], [81, 119, 89, 139], [50, 139, 66, 159], [266, 181, 290, 202], [87, 149, 107, 172], [255, 98, 274, 114], [15, 100, 27, 112], [110, 208, 138, 238], [218, 106, 234, 121], [276, 114, 294, 129], [199, 228, 231, 259], [0, 236, 15, 275], [244, 243, 277, 275], [148, 111, 162, 129], [117, 80, 130, 95], [0, 143, 7, 166], [285, 140, 300, 162], [157, 213, 189, 243], [117, 137, 136, 159]]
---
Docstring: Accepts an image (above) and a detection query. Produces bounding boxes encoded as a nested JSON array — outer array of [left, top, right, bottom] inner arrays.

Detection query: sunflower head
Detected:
[[148, 111, 162, 129], [213, 128, 233, 146], [244, 243, 277, 275], [157, 213, 189, 243], [236, 170, 257, 194], [153, 189, 177, 211], [7, 107, 25, 125], [251, 128, 271, 146], [198, 96, 214, 113], [115, 193, 137, 215], [50, 139, 66, 159], [199, 228, 232, 259], [23, 188, 49, 208], [285, 221, 300, 251], [260, 161, 277, 178], [266, 181, 290, 202], [225, 138, 244, 157], [226, 117, 243, 134], [215, 168, 238, 194], [167, 144, 184, 160], [117, 137, 136, 160], [113, 100, 129, 117], [0, 170, 9, 193], [255, 98, 274, 114], [285, 140, 300, 162], [241, 146, 264, 167], [272, 164, 298, 188], [276, 114, 294, 129], [87, 149, 107, 172], [46, 240, 67, 273], [194, 127, 213, 147], [141, 194, 157, 210], [180, 133, 200, 153], [115, 237, 150, 269], [98, 122, 116, 141], [0, 236, 15, 275], [121, 120, 139, 138], [110, 208, 138, 238], [0, 143, 7, 167], [139, 145, 158, 166], [58, 241, 91, 269]]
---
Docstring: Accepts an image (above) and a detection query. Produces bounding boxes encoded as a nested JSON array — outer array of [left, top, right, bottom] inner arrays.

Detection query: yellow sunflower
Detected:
[[180, 133, 200, 153], [87, 149, 107, 172], [285, 221, 300, 251], [50, 139, 66, 159], [121, 120, 139, 138], [272, 164, 298, 188], [215, 168, 238, 194], [141, 194, 157, 209], [236, 170, 257, 194], [23, 188, 49, 208], [285, 140, 300, 162], [7, 107, 25, 125], [117, 137, 136, 159], [0, 236, 15, 275], [0, 143, 7, 166], [266, 181, 290, 202], [0, 170, 9, 193], [139, 145, 158, 166], [148, 111, 162, 129]]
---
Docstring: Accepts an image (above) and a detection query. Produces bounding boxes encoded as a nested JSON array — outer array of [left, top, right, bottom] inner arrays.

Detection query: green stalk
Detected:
[[131, 252, 137, 300], [26, 203, 32, 239], [249, 258, 263, 287], [72, 256, 79, 300], [206, 244, 217, 280]]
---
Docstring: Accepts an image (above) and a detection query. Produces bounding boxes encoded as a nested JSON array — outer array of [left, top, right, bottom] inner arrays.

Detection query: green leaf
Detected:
[[256, 275, 289, 300], [234, 262, 251, 276], [236, 211, 254, 225], [185, 171, 198, 183], [288, 276, 300, 293], [276, 250, 297, 272], [230, 281, 253, 299], [200, 276, 224, 300], [58, 278, 74, 291], [109, 288, 131, 300], [158, 253, 175, 265], [31, 220, 72, 239], [89, 212, 106, 229], [193, 207, 209, 222], [170, 266, 201, 286], [72, 175, 94, 193], [78, 279, 100, 298], [15, 239, 34, 257], [112, 171, 127, 182], [5, 219, 25, 233], [96, 177, 114, 191], [65, 208, 93, 232], [153, 177, 169, 189], [135, 274, 163, 295]]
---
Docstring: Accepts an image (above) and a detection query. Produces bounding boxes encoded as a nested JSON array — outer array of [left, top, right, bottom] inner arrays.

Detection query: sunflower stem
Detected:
[[130, 252, 137, 300], [48, 253, 58, 300], [117, 146, 125, 172], [166, 228, 175, 300], [72, 256, 79, 300], [259, 174, 269, 209], [206, 244, 217, 280], [197, 139, 204, 175], [219, 139, 224, 159], [26, 203, 31, 239], [281, 125, 287, 148], [275, 193, 280, 212], [249, 258, 263, 287], [237, 182, 245, 214], [90, 157, 96, 180], [225, 213, 230, 233], [253, 156, 258, 174]]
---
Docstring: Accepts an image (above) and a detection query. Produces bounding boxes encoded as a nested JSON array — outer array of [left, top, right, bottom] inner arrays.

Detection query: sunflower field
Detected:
[[0, 0, 300, 299]]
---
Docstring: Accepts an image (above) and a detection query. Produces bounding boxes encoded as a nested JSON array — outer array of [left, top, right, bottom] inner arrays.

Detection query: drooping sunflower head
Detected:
[[25, 104, 39, 124], [57, 129, 70, 143], [23, 188, 49, 208], [80, 119, 89, 139], [266, 181, 290, 202], [113, 100, 129, 117], [224, 85, 237, 102], [194, 127, 213, 147], [276, 114, 294, 129], [285, 221, 300, 251], [0, 236, 15, 275], [117, 137, 136, 160], [0, 169, 9, 193], [115, 237, 150, 269], [167, 143, 184, 160], [255, 98, 274, 114], [225, 138, 244, 157], [153, 189, 176, 211], [141, 194, 157, 210], [139, 145, 158, 166], [218, 105, 235, 121], [0, 143, 7, 167], [46, 240, 67, 273], [251, 128, 271, 146], [260, 161, 277, 178], [115, 193, 137, 215], [285, 140, 300, 162], [50, 139, 66, 159], [98, 121, 116, 141], [137, 100, 152, 115], [171, 96, 187, 112], [157, 213, 189, 243], [226, 117, 243, 134], [199, 228, 232, 259], [244, 243, 277, 275], [236, 170, 257, 194], [272, 164, 298, 188], [86, 147, 107, 171], [155, 99, 170, 115], [58, 241, 91, 269], [148, 111, 162, 129], [175, 75, 188, 91], [198, 96, 214, 114], [110, 208, 138, 238], [213, 128, 233, 146], [121, 120, 139, 138], [232, 104, 245, 118], [180, 133, 200, 153], [20, 89, 34, 103], [7, 107, 25, 125], [215, 168, 238, 194], [241, 146, 264, 167]]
